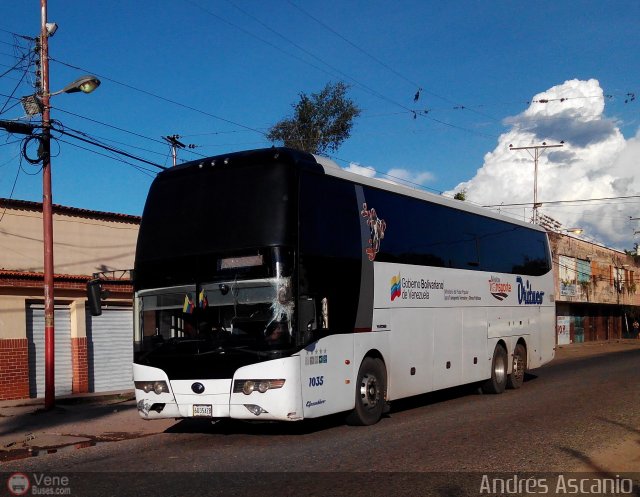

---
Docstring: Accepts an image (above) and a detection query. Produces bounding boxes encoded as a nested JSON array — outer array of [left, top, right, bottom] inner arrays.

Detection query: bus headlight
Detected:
[[242, 382, 255, 395], [134, 381, 169, 395], [234, 379, 285, 395]]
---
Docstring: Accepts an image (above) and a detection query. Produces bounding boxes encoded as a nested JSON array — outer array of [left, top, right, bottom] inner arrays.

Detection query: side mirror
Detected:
[[87, 279, 106, 316], [298, 297, 317, 333]]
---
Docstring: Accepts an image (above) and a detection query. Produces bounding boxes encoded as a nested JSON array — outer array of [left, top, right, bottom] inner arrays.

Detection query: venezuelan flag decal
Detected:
[[198, 288, 208, 309], [390, 273, 401, 301], [183, 293, 195, 314]]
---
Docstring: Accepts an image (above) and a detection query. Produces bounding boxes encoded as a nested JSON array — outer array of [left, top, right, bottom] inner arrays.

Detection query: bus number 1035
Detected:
[[309, 376, 324, 387]]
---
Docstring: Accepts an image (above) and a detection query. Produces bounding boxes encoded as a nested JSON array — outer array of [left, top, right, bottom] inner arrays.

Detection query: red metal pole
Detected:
[[40, 0, 56, 410]]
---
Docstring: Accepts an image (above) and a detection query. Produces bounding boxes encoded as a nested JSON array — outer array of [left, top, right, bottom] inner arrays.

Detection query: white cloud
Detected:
[[344, 162, 377, 178], [386, 168, 435, 185], [447, 79, 638, 249], [344, 163, 434, 187]]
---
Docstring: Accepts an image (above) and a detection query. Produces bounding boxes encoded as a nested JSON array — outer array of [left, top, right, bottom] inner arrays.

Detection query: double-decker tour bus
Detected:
[[114, 147, 554, 425]]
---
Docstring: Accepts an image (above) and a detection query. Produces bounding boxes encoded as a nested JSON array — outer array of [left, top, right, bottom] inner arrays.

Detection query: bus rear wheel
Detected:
[[346, 357, 387, 426], [482, 344, 507, 394], [507, 343, 526, 389]]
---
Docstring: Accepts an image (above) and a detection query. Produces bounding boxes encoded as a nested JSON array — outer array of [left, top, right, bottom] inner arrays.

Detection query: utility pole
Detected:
[[163, 135, 196, 167], [40, 0, 56, 411], [510, 141, 563, 225], [631, 217, 640, 245], [1, 1, 100, 411]]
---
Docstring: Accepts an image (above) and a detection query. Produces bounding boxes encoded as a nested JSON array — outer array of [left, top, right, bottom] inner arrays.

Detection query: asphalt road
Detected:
[[2, 348, 639, 496]]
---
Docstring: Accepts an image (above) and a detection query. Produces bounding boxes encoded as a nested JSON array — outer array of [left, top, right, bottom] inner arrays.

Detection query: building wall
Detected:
[[549, 231, 640, 343], [0, 199, 139, 400], [0, 338, 29, 399], [0, 202, 139, 276], [0, 294, 27, 339]]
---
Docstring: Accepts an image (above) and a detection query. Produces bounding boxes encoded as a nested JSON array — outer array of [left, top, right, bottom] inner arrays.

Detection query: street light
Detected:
[[21, 75, 100, 116], [36, 1, 100, 410], [53, 75, 101, 96]]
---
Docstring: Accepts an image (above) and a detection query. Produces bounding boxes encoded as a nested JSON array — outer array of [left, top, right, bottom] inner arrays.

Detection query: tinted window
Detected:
[[300, 172, 361, 259], [138, 162, 296, 260], [135, 161, 298, 288], [363, 187, 550, 276], [299, 172, 362, 333]]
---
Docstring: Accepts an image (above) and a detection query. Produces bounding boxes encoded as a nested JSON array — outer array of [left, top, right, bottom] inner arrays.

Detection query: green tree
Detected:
[[453, 189, 467, 201], [624, 243, 640, 263], [267, 82, 361, 154]]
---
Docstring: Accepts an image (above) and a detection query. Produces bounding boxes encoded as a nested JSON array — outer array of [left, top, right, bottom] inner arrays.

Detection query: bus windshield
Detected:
[[136, 278, 294, 379]]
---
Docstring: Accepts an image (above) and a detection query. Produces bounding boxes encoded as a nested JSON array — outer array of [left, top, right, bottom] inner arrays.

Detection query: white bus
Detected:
[[123, 147, 555, 426]]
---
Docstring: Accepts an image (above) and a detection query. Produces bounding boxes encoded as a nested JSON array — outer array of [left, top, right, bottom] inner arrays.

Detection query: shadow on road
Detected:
[[594, 416, 640, 436], [165, 373, 544, 436], [559, 445, 640, 495], [164, 411, 348, 436], [387, 373, 538, 416]]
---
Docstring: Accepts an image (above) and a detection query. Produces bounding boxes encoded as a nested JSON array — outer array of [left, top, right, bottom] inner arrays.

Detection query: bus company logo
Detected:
[[390, 273, 401, 301], [488, 276, 512, 301], [7, 473, 30, 496], [516, 276, 545, 305]]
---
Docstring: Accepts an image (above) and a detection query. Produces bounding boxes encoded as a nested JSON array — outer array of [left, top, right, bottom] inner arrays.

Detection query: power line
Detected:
[[50, 124, 166, 170], [484, 195, 640, 208], [0, 50, 36, 116], [327, 153, 444, 194], [0, 156, 22, 222], [56, 138, 157, 177], [219, 0, 418, 113], [60, 121, 175, 160], [189, 0, 500, 140], [285, 0, 504, 123], [51, 105, 169, 146], [50, 57, 267, 137]]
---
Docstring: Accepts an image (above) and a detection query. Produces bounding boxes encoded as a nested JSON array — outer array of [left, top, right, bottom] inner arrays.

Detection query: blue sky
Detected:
[[1, 1, 639, 245]]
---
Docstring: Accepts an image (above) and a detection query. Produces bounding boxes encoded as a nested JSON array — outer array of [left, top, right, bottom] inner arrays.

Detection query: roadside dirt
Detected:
[[556, 340, 640, 473]]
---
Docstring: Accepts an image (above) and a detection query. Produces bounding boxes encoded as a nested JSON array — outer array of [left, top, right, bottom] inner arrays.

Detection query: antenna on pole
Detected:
[[163, 135, 185, 168], [162, 134, 196, 167], [509, 141, 564, 225]]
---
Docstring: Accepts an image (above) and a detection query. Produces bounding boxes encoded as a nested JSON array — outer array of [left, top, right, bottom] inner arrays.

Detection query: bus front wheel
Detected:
[[346, 357, 387, 426], [482, 344, 507, 394]]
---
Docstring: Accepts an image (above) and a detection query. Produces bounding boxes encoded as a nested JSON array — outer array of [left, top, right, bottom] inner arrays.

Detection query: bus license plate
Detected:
[[193, 404, 212, 417]]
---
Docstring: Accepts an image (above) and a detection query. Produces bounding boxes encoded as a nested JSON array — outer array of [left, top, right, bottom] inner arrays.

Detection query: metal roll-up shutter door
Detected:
[[86, 307, 133, 392], [26, 305, 73, 398]]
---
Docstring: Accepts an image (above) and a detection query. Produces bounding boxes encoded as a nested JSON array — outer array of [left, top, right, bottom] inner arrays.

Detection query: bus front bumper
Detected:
[[133, 357, 303, 421]]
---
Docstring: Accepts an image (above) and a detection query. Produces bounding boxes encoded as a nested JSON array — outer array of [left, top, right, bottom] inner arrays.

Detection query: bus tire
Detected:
[[482, 344, 507, 394], [346, 357, 387, 426], [507, 343, 526, 389]]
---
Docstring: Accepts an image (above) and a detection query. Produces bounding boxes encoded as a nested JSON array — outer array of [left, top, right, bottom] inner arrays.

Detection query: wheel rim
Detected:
[[359, 373, 380, 409], [494, 353, 506, 384], [512, 351, 524, 381]]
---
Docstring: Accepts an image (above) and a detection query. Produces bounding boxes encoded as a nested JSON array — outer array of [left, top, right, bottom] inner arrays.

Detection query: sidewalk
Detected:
[[1, 339, 640, 462], [0, 392, 176, 462]]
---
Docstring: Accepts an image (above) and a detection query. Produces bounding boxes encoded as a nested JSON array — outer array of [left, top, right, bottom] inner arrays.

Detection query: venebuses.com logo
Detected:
[[6, 473, 71, 495], [7, 473, 29, 496]]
